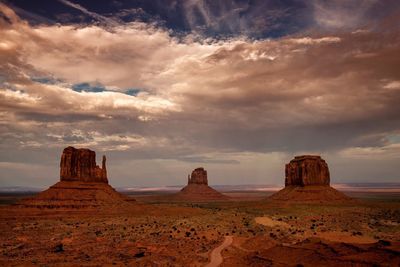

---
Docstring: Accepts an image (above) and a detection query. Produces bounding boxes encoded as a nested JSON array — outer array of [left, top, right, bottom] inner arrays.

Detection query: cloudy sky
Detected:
[[0, 0, 400, 188]]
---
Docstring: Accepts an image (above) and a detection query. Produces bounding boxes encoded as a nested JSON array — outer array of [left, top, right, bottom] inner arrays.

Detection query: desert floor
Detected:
[[0, 191, 399, 266]]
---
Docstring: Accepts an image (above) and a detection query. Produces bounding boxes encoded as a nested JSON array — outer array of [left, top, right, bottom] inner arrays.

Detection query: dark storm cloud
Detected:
[[6, 0, 400, 38], [8, 0, 309, 37]]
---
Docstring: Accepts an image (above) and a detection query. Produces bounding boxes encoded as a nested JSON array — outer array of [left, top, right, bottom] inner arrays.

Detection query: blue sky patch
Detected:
[[125, 88, 141, 96], [8, 0, 312, 39], [72, 82, 105, 93], [31, 76, 60, 85], [387, 134, 400, 144]]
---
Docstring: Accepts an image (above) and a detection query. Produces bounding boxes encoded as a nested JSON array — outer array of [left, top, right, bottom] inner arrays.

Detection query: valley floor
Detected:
[[0, 192, 399, 266]]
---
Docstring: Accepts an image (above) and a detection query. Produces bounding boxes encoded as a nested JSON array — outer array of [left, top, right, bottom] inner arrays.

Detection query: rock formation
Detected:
[[175, 167, 228, 201], [18, 146, 133, 209], [285, 155, 330, 186], [187, 167, 208, 185], [60, 146, 108, 183], [270, 155, 350, 202]]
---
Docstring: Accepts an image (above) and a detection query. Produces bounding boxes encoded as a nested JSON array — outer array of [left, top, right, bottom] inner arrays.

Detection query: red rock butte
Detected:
[[187, 167, 208, 185], [60, 146, 108, 183], [174, 167, 228, 201], [18, 146, 133, 209], [285, 155, 330, 186], [270, 155, 350, 202]]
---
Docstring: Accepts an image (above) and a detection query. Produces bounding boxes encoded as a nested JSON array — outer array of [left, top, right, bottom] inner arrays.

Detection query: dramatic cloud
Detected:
[[0, 2, 400, 187]]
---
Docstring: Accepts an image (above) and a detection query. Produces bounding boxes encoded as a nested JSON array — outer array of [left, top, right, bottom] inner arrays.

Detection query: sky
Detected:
[[0, 0, 400, 188]]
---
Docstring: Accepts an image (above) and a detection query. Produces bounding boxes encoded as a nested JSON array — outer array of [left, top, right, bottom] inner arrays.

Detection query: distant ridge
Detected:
[[2, 183, 400, 193], [0, 186, 43, 193]]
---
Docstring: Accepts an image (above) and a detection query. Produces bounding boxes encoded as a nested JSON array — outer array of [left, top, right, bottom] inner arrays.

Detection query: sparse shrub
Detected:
[[54, 243, 64, 253]]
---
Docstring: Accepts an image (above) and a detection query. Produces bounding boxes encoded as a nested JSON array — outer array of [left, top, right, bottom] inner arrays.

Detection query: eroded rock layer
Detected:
[[269, 185, 350, 202], [18, 181, 132, 209]]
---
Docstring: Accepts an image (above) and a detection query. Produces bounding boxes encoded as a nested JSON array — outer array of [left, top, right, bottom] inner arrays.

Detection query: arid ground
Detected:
[[1, 191, 399, 266]]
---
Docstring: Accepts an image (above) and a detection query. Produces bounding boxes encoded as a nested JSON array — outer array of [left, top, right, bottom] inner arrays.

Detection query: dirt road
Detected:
[[205, 235, 233, 267]]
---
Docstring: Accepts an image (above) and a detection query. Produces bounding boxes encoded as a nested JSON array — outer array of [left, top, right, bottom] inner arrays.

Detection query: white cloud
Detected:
[[312, 0, 378, 29], [339, 144, 400, 159], [384, 81, 400, 90], [0, 89, 41, 104], [289, 36, 341, 44]]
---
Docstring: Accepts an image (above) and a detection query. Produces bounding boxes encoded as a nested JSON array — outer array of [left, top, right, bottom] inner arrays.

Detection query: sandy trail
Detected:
[[255, 216, 289, 228], [205, 235, 233, 267]]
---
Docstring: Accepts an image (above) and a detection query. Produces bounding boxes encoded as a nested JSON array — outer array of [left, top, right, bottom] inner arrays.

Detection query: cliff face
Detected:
[[285, 155, 330, 186], [187, 167, 208, 185], [60, 146, 108, 183]]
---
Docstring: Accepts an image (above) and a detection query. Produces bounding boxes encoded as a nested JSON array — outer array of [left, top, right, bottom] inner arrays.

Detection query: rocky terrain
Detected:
[[270, 155, 350, 202]]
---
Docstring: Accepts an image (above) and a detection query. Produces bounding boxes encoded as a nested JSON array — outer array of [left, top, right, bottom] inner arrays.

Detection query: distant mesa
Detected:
[[270, 155, 350, 202], [18, 146, 134, 209], [187, 167, 208, 185], [174, 167, 228, 201]]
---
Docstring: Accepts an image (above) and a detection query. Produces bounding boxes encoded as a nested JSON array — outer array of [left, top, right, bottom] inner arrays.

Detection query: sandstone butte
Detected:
[[175, 167, 228, 201], [270, 155, 350, 202], [60, 146, 108, 183], [18, 146, 133, 209]]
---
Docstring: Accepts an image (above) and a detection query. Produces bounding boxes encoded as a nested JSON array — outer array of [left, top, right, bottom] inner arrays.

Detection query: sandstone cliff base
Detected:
[[174, 184, 229, 201], [18, 181, 132, 209], [269, 185, 350, 202]]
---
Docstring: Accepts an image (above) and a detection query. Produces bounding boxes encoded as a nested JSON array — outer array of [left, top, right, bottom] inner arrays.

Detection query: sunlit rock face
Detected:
[[187, 167, 208, 185], [60, 146, 108, 183], [285, 155, 330, 186]]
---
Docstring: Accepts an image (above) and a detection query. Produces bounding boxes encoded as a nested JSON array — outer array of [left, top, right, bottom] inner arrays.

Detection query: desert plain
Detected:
[[0, 189, 399, 266]]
